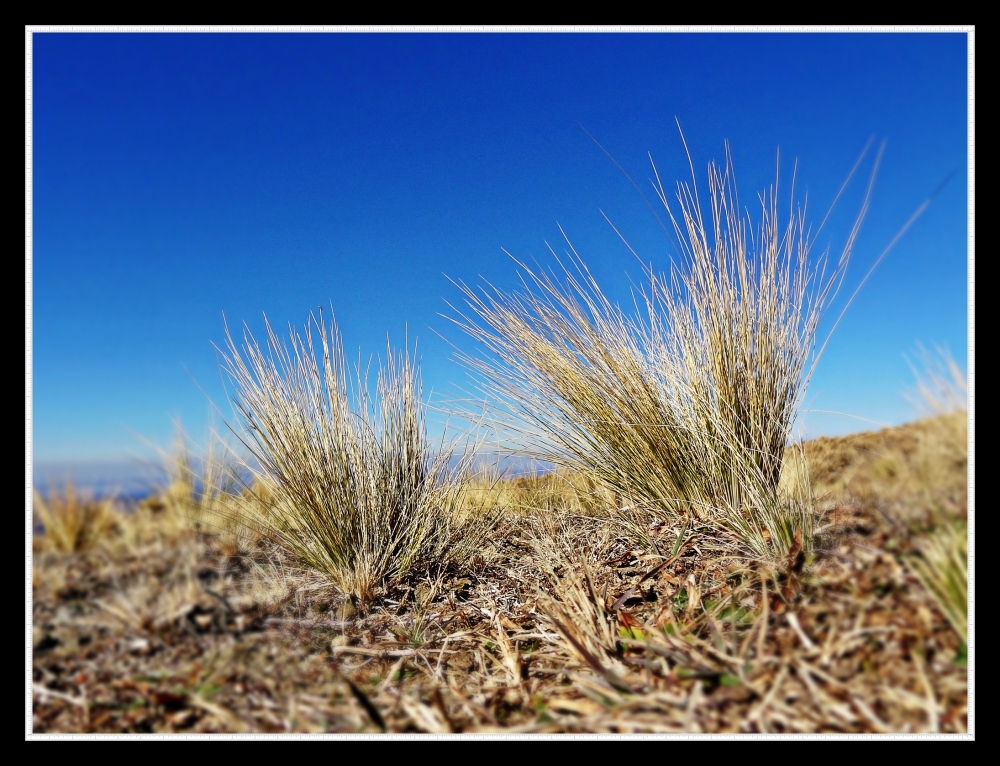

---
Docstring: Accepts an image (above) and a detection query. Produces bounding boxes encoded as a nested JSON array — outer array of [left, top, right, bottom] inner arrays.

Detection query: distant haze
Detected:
[[32, 453, 554, 500]]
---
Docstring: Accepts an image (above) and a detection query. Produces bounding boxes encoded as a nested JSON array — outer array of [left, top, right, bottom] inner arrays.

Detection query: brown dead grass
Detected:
[[31, 413, 969, 734], [792, 410, 967, 526]]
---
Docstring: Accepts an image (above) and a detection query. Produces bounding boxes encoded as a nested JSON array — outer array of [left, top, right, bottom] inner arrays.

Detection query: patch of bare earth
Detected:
[[32, 418, 968, 734]]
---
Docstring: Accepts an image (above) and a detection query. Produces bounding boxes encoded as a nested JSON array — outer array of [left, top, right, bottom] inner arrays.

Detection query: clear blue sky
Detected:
[[30, 31, 970, 469]]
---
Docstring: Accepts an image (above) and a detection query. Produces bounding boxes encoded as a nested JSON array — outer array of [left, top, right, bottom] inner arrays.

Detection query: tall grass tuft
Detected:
[[909, 518, 968, 642], [449, 137, 877, 559], [33, 482, 119, 553], [218, 310, 492, 602]]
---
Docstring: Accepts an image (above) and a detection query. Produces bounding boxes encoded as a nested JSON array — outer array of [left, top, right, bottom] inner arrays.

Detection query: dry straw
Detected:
[[218, 310, 495, 602], [449, 130, 881, 559]]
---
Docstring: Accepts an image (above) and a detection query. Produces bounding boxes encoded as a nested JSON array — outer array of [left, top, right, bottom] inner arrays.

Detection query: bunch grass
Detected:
[[33, 482, 119, 554], [449, 135, 878, 559], [218, 309, 496, 602]]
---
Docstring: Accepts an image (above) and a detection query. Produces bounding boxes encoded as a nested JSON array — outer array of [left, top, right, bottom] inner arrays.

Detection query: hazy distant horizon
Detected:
[[34, 405, 955, 498], [32, 458, 172, 500], [31, 451, 559, 499]]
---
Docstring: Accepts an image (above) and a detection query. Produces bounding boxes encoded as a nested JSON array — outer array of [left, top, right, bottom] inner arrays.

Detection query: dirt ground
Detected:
[[30, 416, 970, 735]]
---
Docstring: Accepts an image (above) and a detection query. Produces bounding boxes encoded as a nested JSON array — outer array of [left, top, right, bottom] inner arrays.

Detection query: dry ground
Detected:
[[30, 413, 969, 734]]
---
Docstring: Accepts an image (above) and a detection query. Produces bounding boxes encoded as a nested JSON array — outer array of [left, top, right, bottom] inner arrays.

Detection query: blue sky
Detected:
[[30, 31, 970, 470]]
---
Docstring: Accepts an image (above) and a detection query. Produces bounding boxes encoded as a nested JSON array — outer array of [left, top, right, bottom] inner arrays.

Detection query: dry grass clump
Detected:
[[148, 431, 268, 557], [217, 310, 497, 603], [33, 483, 119, 553], [907, 517, 968, 643], [31, 473, 216, 562], [449, 138, 878, 559]]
